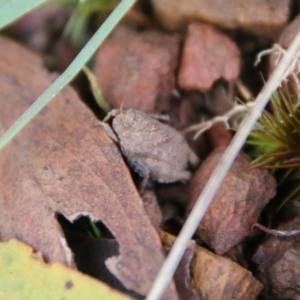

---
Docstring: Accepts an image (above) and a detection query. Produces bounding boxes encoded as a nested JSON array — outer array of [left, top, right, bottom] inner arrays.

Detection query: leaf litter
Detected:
[[0, 35, 177, 298], [0, 239, 132, 300]]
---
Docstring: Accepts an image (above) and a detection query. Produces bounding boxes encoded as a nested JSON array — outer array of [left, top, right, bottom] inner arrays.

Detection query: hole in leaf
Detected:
[[56, 213, 143, 299]]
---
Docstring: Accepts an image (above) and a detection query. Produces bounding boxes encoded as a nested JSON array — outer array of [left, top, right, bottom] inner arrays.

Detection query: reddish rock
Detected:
[[178, 22, 241, 92], [94, 28, 180, 113], [270, 14, 300, 71], [278, 15, 300, 50], [253, 215, 300, 299], [270, 14, 300, 73], [7, 4, 70, 52], [207, 122, 232, 149], [169, 96, 200, 130], [152, 0, 290, 40], [270, 15, 300, 96], [188, 148, 276, 254], [52, 39, 76, 71]]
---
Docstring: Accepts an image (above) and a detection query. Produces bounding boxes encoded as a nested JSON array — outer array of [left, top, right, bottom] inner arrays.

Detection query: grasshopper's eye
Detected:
[[123, 121, 132, 128]]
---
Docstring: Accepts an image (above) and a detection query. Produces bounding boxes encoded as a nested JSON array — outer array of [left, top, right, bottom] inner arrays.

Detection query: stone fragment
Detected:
[[278, 14, 300, 50], [94, 28, 180, 113], [7, 4, 70, 52], [253, 215, 300, 299], [152, 0, 290, 40], [178, 23, 240, 92], [168, 95, 200, 130], [188, 147, 276, 254], [270, 14, 300, 96], [207, 121, 232, 149]]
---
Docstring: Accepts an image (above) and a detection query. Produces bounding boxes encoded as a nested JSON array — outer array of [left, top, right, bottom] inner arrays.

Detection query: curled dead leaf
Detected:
[[0, 36, 178, 298]]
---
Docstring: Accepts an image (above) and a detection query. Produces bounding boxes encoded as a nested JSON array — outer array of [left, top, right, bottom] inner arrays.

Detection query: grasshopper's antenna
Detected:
[[120, 101, 125, 113]]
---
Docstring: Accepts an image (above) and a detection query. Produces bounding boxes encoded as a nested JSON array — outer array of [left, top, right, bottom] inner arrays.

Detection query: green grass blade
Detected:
[[0, 0, 46, 29], [0, 0, 136, 151], [82, 66, 111, 112], [88, 218, 103, 238], [276, 184, 300, 212]]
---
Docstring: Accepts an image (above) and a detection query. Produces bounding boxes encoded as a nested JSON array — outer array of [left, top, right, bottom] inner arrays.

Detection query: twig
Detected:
[[182, 80, 255, 138], [182, 102, 254, 139], [145, 31, 300, 300], [254, 48, 273, 66], [235, 79, 254, 102]]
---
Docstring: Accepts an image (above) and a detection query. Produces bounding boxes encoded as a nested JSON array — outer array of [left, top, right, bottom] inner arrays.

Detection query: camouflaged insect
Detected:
[[102, 108, 199, 184]]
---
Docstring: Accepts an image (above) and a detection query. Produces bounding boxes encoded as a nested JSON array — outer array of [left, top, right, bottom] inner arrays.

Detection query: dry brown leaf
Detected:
[[191, 244, 263, 300], [160, 231, 262, 300], [0, 36, 178, 298]]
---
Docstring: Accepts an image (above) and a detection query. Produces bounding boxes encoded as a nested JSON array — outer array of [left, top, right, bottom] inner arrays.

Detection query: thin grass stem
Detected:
[[0, 0, 45, 29], [0, 0, 136, 150]]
